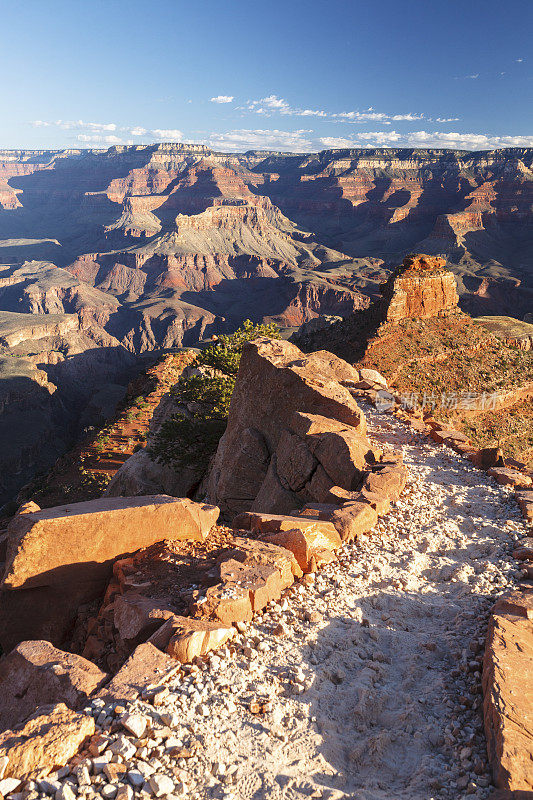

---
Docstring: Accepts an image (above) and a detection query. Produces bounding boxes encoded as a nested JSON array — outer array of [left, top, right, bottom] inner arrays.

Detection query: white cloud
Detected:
[[318, 137, 357, 148], [29, 116, 533, 155], [390, 113, 425, 121], [30, 119, 184, 145], [150, 128, 184, 139], [77, 134, 124, 144], [210, 95, 234, 103], [242, 99, 428, 124], [338, 129, 533, 150], [260, 95, 290, 110], [516, 58, 524, 63], [335, 110, 390, 122], [31, 118, 117, 132], [203, 128, 314, 152]]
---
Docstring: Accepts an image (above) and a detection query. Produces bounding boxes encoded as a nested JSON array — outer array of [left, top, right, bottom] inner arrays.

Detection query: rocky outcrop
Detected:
[[380, 254, 459, 323], [207, 338, 368, 516], [483, 587, 533, 791], [0, 641, 108, 731], [0, 496, 219, 650]]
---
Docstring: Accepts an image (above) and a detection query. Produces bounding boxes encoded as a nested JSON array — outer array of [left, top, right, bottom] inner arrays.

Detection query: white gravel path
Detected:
[[53, 405, 529, 800]]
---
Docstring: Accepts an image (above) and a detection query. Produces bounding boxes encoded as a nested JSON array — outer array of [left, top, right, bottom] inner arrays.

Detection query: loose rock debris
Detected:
[[6, 404, 530, 800]]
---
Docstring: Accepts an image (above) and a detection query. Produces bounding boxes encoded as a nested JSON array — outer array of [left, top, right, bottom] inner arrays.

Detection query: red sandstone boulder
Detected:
[[241, 513, 342, 572], [195, 537, 297, 623], [304, 427, 373, 490], [4, 496, 218, 591], [488, 468, 532, 489], [99, 643, 181, 703], [113, 593, 176, 642], [274, 430, 317, 492], [165, 617, 235, 663], [0, 640, 108, 732], [207, 338, 366, 515], [0, 496, 219, 650], [362, 463, 408, 502], [0, 703, 95, 780], [328, 501, 378, 542], [250, 454, 301, 515], [261, 528, 338, 573], [468, 447, 505, 470]]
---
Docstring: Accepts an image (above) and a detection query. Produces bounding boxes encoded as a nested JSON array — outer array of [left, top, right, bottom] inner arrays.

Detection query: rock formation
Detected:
[[483, 587, 533, 791], [0, 496, 219, 650], [1, 144, 533, 503], [379, 254, 459, 322]]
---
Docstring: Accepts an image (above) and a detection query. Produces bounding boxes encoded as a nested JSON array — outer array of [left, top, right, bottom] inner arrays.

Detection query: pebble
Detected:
[[149, 774, 175, 797], [120, 713, 148, 739]]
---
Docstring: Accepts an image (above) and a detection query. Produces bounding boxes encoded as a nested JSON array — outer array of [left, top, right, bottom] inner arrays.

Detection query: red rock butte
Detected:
[[380, 253, 460, 323]]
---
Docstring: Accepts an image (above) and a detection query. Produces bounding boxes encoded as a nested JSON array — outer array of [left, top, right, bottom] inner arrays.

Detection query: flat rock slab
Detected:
[[195, 537, 298, 624], [164, 616, 235, 663], [328, 501, 378, 542], [99, 643, 181, 704], [488, 468, 532, 489], [0, 496, 219, 650], [3, 495, 219, 590], [0, 703, 94, 780], [0, 640, 108, 732]]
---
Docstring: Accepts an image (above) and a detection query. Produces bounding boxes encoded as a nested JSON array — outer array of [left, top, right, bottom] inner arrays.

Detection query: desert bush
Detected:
[[150, 320, 280, 472]]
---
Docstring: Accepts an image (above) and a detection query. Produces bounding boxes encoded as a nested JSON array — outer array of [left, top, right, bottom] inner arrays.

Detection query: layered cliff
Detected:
[[1, 144, 532, 332]]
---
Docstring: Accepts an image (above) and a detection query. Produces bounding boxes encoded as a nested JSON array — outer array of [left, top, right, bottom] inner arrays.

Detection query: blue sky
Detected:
[[1, 0, 532, 152]]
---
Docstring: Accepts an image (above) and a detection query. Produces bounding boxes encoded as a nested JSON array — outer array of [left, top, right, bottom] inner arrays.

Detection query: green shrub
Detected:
[[196, 319, 280, 375], [150, 320, 279, 472], [150, 415, 226, 472]]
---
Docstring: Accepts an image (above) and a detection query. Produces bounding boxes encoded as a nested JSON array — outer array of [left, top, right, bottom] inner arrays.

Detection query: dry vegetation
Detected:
[[359, 314, 533, 464], [18, 352, 193, 509]]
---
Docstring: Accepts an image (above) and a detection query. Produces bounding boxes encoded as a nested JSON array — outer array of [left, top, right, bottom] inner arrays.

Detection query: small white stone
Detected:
[[74, 766, 91, 786], [56, 783, 77, 800], [126, 770, 144, 788], [149, 773, 175, 797], [120, 713, 148, 739], [110, 736, 137, 761], [37, 779, 61, 794], [0, 779, 22, 796], [0, 757, 9, 780], [160, 712, 181, 729]]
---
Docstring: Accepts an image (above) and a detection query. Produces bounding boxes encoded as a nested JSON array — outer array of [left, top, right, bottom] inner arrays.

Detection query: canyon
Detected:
[[0, 143, 532, 504]]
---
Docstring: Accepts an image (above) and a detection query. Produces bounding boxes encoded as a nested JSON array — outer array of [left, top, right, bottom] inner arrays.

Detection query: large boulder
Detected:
[[0, 640, 108, 732], [207, 338, 367, 516], [0, 703, 94, 781], [0, 496, 219, 650]]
